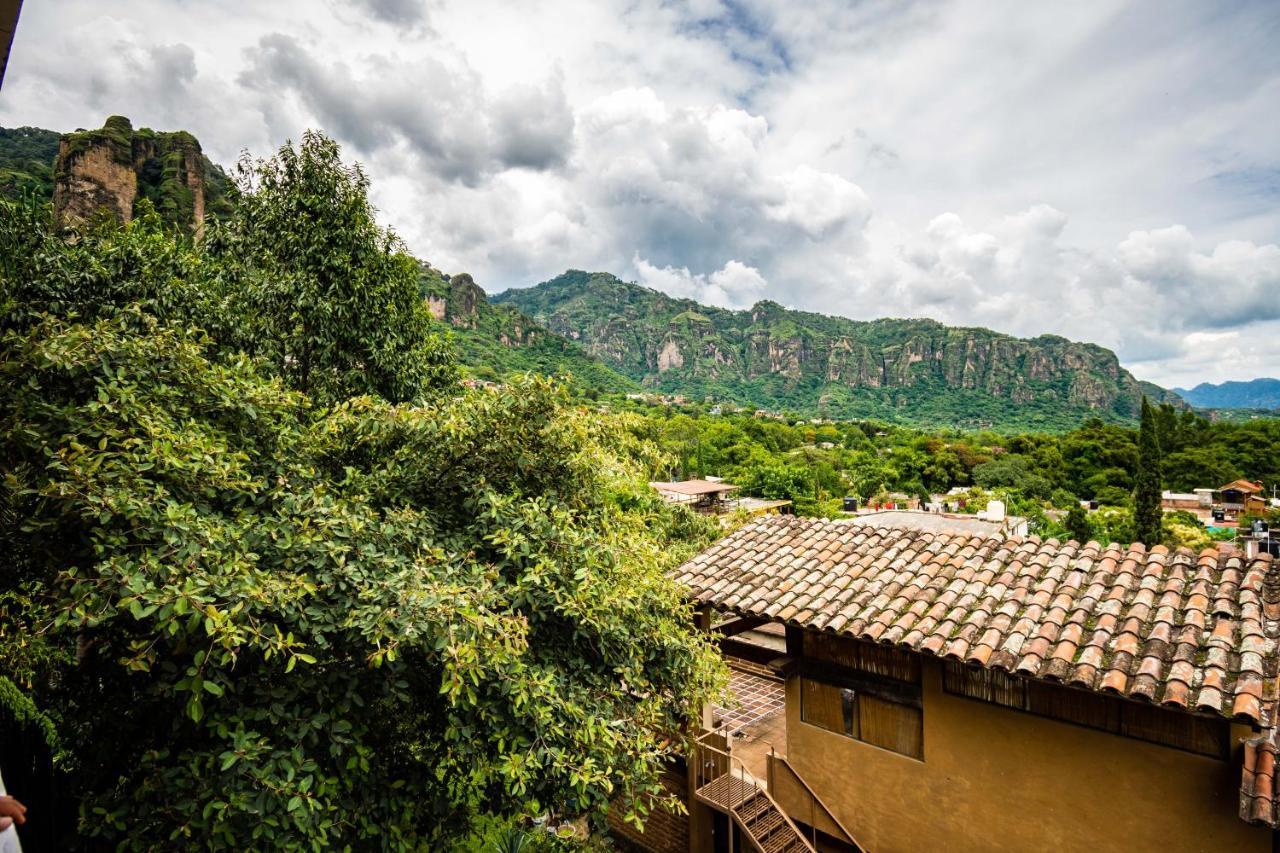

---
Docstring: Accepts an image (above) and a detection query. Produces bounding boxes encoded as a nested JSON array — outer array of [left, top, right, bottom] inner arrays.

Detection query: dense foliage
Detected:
[[620, 399, 1280, 546], [1133, 398, 1164, 545], [0, 126, 60, 203], [0, 134, 724, 849]]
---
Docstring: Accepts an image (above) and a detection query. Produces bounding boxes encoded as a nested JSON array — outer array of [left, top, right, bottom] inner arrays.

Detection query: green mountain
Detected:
[[418, 265, 637, 393], [495, 270, 1184, 429], [0, 125, 60, 201]]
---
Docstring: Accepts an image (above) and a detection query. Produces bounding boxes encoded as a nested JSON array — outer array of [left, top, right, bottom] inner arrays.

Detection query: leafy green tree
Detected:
[[1133, 397, 1164, 546], [972, 455, 1053, 499], [1065, 504, 1093, 543], [0, 139, 724, 848], [207, 131, 455, 404], [742, 462, 811, 502]]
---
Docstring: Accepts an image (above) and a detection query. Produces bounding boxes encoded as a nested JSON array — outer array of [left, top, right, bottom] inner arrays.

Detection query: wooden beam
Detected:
[[713, 615, 769, 637]]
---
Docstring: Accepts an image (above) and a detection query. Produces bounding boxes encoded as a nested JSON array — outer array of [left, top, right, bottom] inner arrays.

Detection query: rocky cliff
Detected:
[[418, 265, 637, 393], [51, 116, 231, 233], [495, 270, 1184, 429]]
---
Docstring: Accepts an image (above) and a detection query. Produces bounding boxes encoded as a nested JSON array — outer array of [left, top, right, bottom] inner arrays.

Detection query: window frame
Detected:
[[798, 658, 924, 761]]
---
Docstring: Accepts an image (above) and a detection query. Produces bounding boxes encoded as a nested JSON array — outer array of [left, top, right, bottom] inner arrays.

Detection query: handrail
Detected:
[[767, 749, 863, 851], [692, 729, 814, 852]]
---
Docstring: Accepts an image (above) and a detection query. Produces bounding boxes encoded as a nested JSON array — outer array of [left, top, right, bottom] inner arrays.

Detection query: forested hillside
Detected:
[[497, 270, 1184, 430], [0, 125, 59, 201], [418, 263, 637, 393]]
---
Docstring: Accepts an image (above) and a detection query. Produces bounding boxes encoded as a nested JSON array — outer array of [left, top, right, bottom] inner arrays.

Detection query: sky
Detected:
[[3, 0, 1279, 389]]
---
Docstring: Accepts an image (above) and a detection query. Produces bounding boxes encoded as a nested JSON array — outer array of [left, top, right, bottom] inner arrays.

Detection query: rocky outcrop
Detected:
[[52, 116, 227, 233], [52, 132, 137, 225], [414, 263, 637, 393], [495, 270, 1187, 426]]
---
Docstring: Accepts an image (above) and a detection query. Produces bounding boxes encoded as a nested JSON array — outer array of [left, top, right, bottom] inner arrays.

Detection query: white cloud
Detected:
[[3, 0, 1279, 386], [634, 256, 767, 309]]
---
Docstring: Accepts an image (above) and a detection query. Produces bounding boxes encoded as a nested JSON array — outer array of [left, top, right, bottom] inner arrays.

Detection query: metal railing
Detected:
[[691, 729, 813, 852]]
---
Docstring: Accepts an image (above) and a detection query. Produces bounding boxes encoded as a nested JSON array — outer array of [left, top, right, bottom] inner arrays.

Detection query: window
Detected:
[[800, 677, 923, 759], [942, 662, 1227, 758], [798, 631, 924, 759]]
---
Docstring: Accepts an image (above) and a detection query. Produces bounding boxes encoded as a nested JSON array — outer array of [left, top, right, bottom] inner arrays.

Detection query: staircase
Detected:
[[691, 731, 813, 853]]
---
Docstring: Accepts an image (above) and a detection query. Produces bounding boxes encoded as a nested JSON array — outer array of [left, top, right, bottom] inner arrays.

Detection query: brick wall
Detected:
[[608, 763, 689, 853]]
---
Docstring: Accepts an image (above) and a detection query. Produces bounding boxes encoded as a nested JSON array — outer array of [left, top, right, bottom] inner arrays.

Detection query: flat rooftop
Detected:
[[844, 509, 1019, 536]]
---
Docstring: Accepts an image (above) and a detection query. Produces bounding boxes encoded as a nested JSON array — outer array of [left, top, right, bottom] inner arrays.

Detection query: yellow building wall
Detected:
[[783, 659, 1270, 853]]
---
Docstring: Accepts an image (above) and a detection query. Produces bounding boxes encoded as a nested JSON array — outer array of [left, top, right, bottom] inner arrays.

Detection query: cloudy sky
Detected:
[[3, 0, 1279, 388]]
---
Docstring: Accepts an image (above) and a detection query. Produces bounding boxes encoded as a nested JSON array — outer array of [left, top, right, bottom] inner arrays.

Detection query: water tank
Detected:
[[985, 500, 1006, 521], [843, 497, 858, 512]]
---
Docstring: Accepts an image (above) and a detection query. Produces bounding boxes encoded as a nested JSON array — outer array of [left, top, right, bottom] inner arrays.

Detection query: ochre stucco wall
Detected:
[[783, 658, 1270, 853]]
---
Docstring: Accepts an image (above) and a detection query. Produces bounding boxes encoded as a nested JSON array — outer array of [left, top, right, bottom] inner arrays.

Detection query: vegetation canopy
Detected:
[[0, 132, 724, 849]]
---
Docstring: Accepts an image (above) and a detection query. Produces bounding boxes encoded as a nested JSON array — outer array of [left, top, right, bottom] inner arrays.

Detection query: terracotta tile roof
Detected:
[[1241, 735, 1278, 826], [1220, 479, 1265, 494], [672, 515, 1280, 726], [650, 479, 739, 496]]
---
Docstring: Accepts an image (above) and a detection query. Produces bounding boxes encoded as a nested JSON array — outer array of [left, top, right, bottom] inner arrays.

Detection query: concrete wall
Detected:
[[783, 658, 1269, 853]]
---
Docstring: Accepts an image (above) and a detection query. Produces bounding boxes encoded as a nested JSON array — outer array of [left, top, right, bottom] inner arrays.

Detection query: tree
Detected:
[[207, 131, 455, 405], [0, 140, 724, 848], [1065, 504, 1092, 544], [1133, 397, 1164, 546]]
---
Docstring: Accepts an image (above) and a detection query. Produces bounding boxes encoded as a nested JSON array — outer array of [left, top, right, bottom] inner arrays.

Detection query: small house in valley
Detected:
[[1221, 479, 1269, 517], [668, 517, 1280, 853], [650, 479, 792, 517]]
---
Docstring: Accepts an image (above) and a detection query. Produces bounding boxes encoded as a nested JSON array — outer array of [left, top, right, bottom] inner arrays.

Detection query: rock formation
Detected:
[[52, 116, 229, 233]]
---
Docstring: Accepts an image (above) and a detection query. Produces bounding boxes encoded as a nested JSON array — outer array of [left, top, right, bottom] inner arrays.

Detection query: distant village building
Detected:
[[847, 507, 1028, 538], [668, 518, 1277, 852], [1221, 479, 1269, 516], [649, 479, 792, 517]]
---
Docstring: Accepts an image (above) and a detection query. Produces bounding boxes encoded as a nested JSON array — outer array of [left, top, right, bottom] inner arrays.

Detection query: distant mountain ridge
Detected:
[[1174, 378, 1280, 410], [495, 270, 1185, 429]]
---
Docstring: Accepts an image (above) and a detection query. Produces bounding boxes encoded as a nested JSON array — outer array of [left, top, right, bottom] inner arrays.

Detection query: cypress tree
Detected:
[[1134, 397, 1164, 546]]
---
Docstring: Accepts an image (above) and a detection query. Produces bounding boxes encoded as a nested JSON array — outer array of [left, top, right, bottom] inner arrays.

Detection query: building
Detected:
[[1220, 480, 1269, 517], [650, 479, 792, 517], [671, 517, 1278, 852], [1162, 490, 1210, 511], [843, 508, 1028, 538]]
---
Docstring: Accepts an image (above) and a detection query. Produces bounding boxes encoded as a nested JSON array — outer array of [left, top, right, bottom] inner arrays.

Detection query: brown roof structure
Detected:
[[650, 479, 739, 496], [1221, 479, 1265, 494], [673, 516, 1279, 726], [1242, 736, 1278, 825]]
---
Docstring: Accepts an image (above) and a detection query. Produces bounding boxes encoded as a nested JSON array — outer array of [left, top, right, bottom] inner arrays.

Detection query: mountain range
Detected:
[[0, 119, 1206, 430], [1174, 379, 1280, 411], [494, 271, 1182, 429]]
